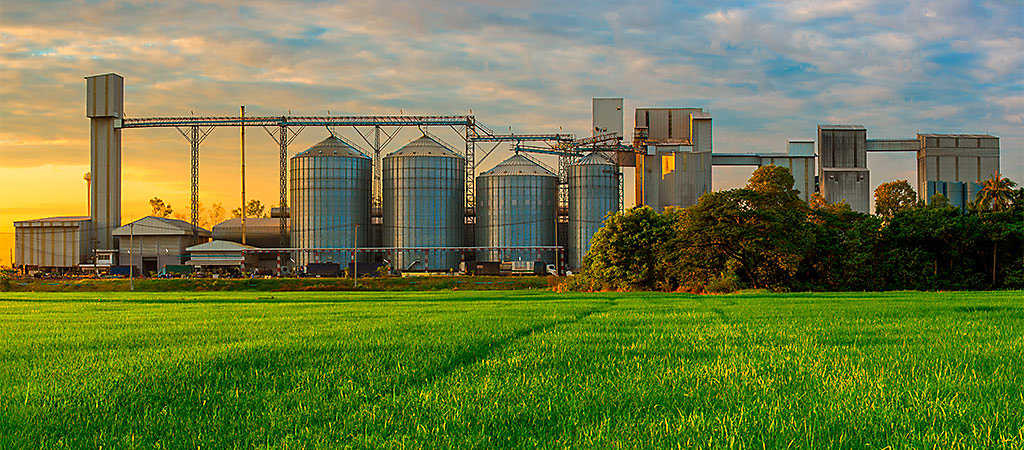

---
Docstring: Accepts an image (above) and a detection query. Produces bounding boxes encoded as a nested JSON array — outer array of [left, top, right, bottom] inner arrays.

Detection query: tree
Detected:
[[976, 173, 1018, 212], [232, 200, 268, 219], [973, 174, 1022, 287], [169, 202, 228, 229], [659, 166, 811, 292], [575, 206, 673, 291], [809, 192, 851, 215], [748, 164, 796, 194], [149, 197, 173, 218], [874, 180, 918, 219], [205, 202, 226, 227]]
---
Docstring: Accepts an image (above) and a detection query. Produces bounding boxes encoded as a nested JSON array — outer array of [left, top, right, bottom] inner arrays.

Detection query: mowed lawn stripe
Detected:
[[345, 292, 1024, 449], [0, 291, 1021, 449], [0, 292, 605, 449]]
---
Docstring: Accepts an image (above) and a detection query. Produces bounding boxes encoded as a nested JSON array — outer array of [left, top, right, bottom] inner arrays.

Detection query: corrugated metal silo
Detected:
[[568, 153, 618, 270], [289, 135, 371, 267], [476, 154, 558, 263], [383, 135, 465, 271]]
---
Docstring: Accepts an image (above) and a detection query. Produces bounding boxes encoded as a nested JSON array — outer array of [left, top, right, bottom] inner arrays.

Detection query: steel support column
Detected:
[[279, 124, 288, 246], [176, 125, 213, 238], [191, 126, 200, 236], [374, 125, 382, 209], [558, 153, 569, 212], [465, 120, 476, 211]]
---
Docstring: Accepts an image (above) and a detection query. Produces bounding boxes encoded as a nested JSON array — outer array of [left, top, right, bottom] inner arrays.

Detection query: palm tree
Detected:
[[975, 173, 1018, 287], [976, 173, 1017, 212]]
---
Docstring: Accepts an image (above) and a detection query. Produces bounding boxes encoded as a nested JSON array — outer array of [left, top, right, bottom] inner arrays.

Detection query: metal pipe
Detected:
[[129, 222, 134, 291], [241, 245, 564, 253], [353, 224, 359, 287], [240, 105, 247, 245]]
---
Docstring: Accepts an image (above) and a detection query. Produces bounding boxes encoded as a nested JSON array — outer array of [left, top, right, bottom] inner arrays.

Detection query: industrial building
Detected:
[[13, 216, 91, 272], [186, 240, 258, 272], [112, 216, 211, 274], [213, 217, 289, 248], [9, 73, 1004, 275], [918, 134, 1000, 211]]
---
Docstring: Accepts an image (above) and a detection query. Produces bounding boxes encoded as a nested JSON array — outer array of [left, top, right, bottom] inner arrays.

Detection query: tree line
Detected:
[[568, 166, 1023, 292], [148, 198, 270, 228]]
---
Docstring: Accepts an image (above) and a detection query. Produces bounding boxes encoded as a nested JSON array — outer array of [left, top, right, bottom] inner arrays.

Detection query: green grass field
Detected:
[[1, 290, 1021, 449]]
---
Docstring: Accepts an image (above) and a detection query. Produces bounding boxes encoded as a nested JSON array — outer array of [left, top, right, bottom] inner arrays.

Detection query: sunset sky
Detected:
[[1, 0, 1022, 267]]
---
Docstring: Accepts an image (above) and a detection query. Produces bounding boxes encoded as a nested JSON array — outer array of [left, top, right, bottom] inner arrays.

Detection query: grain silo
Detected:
[[476, 154, 558, 263], [289, 135, 371, 267], [383, 135, 465, 271], [568, 153, 618, 270]]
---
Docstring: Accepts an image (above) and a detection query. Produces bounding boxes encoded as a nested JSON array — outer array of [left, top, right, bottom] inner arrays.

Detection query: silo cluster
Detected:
[[475, 154, 558, 264], [286, 134, 618, 274], [289, 135, 371, 267], [382, 135, 466, 271]]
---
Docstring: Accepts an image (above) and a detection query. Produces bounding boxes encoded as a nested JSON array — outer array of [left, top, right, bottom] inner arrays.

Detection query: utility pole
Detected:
[[240, 105, 247, 245], [129, 222, 134, 291], [554, 205, 559, 276], [353, 224, 359, 287]]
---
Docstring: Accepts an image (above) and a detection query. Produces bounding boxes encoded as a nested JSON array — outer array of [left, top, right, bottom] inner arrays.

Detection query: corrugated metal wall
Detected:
[[14, 222, 87, 268]]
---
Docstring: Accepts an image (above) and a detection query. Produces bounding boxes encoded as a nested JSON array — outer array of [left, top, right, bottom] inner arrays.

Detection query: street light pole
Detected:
[[353, 224, 359, 287], [129, 222, 134, 291]]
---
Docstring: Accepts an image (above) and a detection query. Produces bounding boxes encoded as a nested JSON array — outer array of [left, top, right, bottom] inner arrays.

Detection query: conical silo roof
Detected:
[[293, 135, 369, 159], [479, 154, 556, 177], [387, 135, 464, 158], [570, 152, 614, 166]]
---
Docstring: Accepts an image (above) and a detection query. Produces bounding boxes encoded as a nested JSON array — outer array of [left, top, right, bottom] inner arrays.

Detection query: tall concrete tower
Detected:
[[86, 73, 123, 251]]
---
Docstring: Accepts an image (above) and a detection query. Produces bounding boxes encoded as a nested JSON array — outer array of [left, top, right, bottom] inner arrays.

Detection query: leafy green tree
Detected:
[[973, 175, 1023, 287], [976, 173, 1018, 212], [874, 180, 918, 219], [747, 164, 796, 194], [149, 197, 173, 218], [929, 193, 951, 208], [564, 168, 1023, 293], [577, 206, 672, 291], [660, 166, 811, 292], [799, 205, 882, 291]]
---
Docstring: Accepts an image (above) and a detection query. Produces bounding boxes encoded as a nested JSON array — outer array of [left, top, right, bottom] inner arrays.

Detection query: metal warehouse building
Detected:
[[14, 216, 91, 272], [112, 216, 211, 274]]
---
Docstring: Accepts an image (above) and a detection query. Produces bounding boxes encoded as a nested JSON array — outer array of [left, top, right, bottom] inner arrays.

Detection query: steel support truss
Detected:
[[174, 125, 214, 238], [124, 115, 478, 223], [262, 121, 306, 245], [122, 115, 624, 240]]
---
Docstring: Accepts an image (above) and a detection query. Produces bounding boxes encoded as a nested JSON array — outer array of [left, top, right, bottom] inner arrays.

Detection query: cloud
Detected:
[[0, 0, 1022, 265]]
